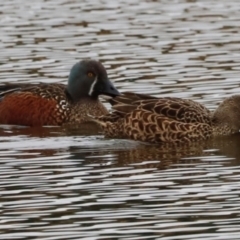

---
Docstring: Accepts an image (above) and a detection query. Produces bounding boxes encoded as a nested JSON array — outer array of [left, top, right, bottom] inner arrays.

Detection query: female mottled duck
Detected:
[[89, 92, 240, 144]]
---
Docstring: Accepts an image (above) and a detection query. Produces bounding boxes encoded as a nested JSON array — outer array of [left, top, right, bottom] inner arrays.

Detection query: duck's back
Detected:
[[109, 92, 211, 124]]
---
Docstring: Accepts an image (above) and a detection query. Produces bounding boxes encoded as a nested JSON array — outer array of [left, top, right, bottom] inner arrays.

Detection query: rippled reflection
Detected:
[[0, 0, 240, 239]]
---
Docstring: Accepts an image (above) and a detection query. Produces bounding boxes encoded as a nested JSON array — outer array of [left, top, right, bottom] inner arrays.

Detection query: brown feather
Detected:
[[90, 92, 240, 144], [0, 83, 109, 126], [0, 92, 62, 126]]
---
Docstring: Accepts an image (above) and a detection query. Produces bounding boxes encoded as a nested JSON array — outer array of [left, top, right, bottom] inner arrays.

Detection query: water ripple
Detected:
[[0, 0, 240, 239]]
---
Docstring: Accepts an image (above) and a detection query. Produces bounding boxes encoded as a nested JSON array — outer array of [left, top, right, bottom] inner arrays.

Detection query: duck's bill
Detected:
[[95, 79, 120, 97]]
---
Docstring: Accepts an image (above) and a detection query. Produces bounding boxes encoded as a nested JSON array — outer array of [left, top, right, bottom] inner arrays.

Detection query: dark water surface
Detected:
[[1, 0, 240, 239]]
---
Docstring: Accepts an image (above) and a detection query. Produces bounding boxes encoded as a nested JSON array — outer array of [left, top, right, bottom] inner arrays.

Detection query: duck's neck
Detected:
[[212, 122, 237, 136], [66, 89, 98, 103]]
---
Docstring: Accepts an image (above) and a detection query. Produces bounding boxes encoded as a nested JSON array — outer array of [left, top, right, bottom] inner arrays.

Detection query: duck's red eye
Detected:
[[87, 72, 94, 78]]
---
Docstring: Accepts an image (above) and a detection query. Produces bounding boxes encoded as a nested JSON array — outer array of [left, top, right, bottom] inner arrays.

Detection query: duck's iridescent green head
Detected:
[[67, 59, 120, 102]]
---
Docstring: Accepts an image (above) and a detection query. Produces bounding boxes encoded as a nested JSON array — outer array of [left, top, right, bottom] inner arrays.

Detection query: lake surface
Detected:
[[1, 0, 240, 239]]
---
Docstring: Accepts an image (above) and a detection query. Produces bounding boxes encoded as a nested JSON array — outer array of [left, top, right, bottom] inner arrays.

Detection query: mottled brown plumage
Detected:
[[89, 92, 240, 144]]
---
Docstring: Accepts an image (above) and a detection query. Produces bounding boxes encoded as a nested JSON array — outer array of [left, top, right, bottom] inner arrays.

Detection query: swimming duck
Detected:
[[89, 92, 240, 144], [0, 59, 120, 127]]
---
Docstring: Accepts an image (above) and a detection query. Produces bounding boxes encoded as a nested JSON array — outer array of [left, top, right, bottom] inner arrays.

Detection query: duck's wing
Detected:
[[90, 106, 212, 144], [109, 92, 211, 125]]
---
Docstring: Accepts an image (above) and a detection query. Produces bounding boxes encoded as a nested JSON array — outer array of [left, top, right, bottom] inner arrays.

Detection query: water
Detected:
[[0, 0, 240, 239]]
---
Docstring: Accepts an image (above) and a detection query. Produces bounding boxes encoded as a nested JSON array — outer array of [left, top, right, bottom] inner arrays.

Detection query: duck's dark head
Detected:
[[67, 59, 120, 102]]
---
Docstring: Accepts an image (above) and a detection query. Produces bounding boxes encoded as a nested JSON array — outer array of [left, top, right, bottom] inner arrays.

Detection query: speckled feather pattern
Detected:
[[0, 59, 121, 127], [91, 92, 240, 144], [0, 83, 108, 126]]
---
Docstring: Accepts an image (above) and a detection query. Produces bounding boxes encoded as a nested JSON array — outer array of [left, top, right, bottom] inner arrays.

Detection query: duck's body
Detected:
[[0, 59, 120, 127], [0, 83, 109, 126], [90, 92, 240, 144]]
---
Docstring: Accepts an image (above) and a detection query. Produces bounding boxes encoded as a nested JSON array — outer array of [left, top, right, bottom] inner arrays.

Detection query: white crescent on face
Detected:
[[88, 76, 98, 96]]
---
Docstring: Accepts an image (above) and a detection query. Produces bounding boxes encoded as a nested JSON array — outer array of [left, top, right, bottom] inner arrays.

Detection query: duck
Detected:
[[0, 59, 120, 127], [88, 92, 240, 144]]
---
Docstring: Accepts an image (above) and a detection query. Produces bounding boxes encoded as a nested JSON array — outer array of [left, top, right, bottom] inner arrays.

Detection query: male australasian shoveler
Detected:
[[89, 92, 240, 144], [0, 59, 120, 127]]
